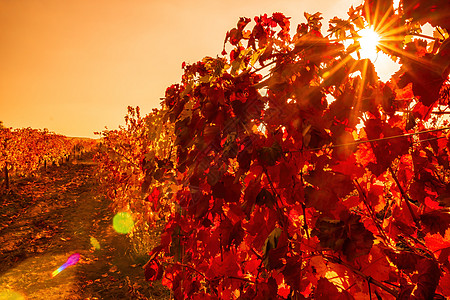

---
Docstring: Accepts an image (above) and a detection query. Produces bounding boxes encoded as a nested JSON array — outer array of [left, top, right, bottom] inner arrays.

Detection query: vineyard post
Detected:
[[3, 163, 8, 190], [2, 135, 9, 190]]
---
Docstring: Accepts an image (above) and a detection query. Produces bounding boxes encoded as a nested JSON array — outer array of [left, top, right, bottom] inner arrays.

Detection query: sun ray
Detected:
[[378, 41, 442, 72], [322, 54, 355, 85], [373, 7, 394, 34], [364, 0, 394, 29], [351, 59, 369, 126]]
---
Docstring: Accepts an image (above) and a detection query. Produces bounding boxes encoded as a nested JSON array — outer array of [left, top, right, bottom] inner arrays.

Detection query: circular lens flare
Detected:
[[358, 28, 380, 61], [90, 236, 101, 250], [113, 212, 134, 234]]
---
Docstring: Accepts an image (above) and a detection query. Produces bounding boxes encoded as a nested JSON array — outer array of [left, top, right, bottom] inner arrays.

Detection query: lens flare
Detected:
[[0, 290, 25, 300], [113, 211, 134, 234], [51, 253, 80, 278], [90, 236, 101, 250]]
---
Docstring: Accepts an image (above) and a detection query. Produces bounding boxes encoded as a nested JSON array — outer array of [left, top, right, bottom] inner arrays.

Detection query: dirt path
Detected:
[[0, 157, 169, 299]]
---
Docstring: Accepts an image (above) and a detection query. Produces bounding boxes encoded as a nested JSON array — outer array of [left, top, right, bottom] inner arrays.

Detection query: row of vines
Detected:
[[0, 127, 96, 190], [97, 0, 450, 299], [94, 106, 176, 230]]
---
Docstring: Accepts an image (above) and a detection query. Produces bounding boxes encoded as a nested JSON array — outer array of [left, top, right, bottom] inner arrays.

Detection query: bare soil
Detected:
[[0, 155, 170, 299]]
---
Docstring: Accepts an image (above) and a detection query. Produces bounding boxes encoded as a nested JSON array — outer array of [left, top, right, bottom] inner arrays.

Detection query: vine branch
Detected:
[[388, 165, 421, 229], [323, 255, 399, 298]]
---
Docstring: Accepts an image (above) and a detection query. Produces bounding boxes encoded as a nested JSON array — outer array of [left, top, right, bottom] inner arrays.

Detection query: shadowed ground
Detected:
[[0, 155, 169, 299]]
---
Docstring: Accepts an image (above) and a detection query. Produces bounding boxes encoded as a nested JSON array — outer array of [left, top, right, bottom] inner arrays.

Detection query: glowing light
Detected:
[[90, 236, 101, 250], [113, 212, 134, 234], [0, 290, 25, 300], [358, 28, 380, 61], [51, 253, 80, 278], [393, 0, 400, 10]]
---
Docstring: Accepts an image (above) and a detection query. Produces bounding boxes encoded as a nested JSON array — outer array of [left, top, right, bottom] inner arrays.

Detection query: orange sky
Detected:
[[1, 0, 396, 138]]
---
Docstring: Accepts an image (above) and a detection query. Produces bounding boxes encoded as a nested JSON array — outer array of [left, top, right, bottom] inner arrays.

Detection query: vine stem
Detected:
[[301, 202, 310, 240], [108, 147, 140, 169], [299, 166, 310, 240], [353, 180, 390, 243], [163, 262, 206, 279], [264, 168, 288, 232], [411, 33, 442, 40], [228, 276, 257, 284], [388, 165, 421, 229], [323, 255, 399, 298], [164, 262, 258, 288], [436, 27, 446, 39]]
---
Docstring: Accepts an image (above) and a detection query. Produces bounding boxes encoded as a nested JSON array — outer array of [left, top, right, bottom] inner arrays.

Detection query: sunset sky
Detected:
[[0, 0, 398, 138]]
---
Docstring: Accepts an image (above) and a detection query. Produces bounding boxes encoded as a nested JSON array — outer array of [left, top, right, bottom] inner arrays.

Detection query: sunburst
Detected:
[[358, 27, 380, 61]]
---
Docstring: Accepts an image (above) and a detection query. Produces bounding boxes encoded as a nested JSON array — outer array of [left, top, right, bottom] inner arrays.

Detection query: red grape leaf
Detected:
[[411, 259, 441, 299], [206, 251, 240, 279], [312, 213, 374, 261], [315, 277, 354, 299], [144, 259, 163, 282], [420, 210, 450, 237], [257, 142, 282, 166], [304, 170, 354, 198]]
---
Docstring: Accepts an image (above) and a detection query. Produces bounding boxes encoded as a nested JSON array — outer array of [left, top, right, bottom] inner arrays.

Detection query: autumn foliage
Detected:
[[103, 0, 450, 298], [95, 107, 177, 228], [0, 127, 88, 190]]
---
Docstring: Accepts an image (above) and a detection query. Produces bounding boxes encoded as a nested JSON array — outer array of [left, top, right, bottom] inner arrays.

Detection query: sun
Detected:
[[358, 28, 380, 61]]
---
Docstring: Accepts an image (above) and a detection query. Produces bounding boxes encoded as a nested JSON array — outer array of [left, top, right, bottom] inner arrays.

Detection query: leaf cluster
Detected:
[[95, 106, 178, 231], [108, 1, 450, 298]]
